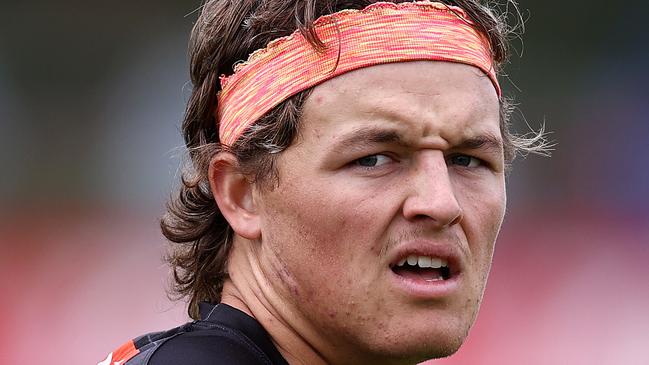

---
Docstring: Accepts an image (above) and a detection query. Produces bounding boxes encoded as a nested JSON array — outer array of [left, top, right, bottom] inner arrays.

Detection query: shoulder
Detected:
[[99, 321, 275, 365], [99, 303, 285, 365], [146, 323, 274, 365]]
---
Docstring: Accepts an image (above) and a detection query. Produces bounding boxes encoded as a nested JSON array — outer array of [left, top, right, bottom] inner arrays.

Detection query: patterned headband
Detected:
[[217, 1, 500, 146]]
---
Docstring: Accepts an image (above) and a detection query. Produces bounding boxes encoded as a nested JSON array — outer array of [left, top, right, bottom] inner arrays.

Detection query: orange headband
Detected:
[[217, 1, 500, 146]]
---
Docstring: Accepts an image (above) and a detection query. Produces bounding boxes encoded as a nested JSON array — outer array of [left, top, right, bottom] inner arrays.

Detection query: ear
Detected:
[[208, 152, 261, 240]]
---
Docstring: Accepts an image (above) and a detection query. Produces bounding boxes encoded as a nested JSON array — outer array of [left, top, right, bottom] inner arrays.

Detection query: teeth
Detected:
[[396, 256, 449, 268], [417, 256, 431, 268]]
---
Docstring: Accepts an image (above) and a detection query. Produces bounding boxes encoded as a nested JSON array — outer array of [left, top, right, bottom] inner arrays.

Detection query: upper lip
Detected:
[[388, 240, 465, 276]]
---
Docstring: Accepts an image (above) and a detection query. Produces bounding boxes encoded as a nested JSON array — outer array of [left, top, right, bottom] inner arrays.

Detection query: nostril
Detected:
[[405, 210, 462, 228], [448, 210, 463, 227], [401, 187, 463, 227]]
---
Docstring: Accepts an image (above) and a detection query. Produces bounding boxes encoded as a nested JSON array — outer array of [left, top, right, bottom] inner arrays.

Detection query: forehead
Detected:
[[300, 61, 500, 148]]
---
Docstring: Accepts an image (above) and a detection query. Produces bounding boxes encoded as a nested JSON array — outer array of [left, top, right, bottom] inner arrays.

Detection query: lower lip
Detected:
[[389, 270, 462, 299]]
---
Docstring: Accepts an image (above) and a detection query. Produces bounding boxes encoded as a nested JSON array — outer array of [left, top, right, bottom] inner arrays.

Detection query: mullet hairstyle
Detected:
[[162, 0, 549, 319]]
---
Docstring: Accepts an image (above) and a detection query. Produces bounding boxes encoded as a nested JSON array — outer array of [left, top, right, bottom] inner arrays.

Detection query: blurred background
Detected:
[[1, 0, 647, 364]]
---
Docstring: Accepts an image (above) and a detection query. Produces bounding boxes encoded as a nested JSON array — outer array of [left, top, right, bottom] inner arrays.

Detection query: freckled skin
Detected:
[[230, 61, 505, 365]]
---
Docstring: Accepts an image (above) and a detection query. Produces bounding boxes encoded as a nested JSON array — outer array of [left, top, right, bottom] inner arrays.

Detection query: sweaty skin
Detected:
[[219, 61, 506, 365]]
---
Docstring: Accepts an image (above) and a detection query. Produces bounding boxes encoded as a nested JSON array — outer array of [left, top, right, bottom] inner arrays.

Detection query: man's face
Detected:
[[254, 61, 505, 363]]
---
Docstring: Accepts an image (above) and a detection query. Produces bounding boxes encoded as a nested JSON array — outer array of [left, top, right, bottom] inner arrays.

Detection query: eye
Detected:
[[355, 154, 391, 168], [449, 154, 482, 168]]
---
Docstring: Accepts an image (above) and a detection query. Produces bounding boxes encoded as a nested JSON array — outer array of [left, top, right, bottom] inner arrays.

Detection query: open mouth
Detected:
[[390, 255, 452, 282]]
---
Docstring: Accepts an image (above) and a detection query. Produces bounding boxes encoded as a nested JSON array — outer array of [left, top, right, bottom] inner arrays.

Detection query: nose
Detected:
[[402, 150, 463, 228]]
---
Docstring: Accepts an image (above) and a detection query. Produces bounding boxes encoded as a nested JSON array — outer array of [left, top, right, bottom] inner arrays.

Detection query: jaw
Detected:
[[315, 271, 483, 364], [224, 251, 485, 365]]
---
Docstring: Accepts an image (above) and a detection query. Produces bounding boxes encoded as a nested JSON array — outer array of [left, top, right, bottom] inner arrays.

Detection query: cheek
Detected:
[[458, 177, 506, 272], [260, 180, 377, 298]]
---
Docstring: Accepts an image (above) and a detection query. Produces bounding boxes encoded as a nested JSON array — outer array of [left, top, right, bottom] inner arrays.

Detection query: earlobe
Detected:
[[208, 152, 261, 240]]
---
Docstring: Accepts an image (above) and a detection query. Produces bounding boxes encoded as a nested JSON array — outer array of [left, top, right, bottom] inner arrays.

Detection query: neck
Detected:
[[220, 238, 330, 365]]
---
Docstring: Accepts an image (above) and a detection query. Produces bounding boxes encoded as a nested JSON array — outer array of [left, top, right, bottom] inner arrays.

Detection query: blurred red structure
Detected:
[[2, 206, 647, 365]]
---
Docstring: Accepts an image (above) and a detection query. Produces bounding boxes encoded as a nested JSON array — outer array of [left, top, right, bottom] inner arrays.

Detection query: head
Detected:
[[163, 0, 545, 363]]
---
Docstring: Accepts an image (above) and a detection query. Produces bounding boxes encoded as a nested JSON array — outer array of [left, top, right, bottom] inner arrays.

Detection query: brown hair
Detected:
[[162, 0, 549, 319]]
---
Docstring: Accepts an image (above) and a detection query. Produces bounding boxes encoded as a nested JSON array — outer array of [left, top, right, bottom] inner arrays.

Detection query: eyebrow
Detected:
[[452, 134, 504, 155], [331, 127, 407, 152], [331, 127, 503, 154]]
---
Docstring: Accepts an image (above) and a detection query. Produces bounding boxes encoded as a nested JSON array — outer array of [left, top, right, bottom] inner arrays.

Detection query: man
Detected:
[[100, 0, 546, 364]]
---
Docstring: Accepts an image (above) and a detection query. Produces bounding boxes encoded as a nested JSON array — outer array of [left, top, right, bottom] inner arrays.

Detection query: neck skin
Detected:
[[220, 236, 330, 365]]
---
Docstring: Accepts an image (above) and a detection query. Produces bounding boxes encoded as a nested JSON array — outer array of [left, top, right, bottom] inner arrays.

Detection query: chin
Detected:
[[375, 343, 464, 365], [423, 336, 465, 360], [369, 325, 470, 365], [410, 332, 466, 362]]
